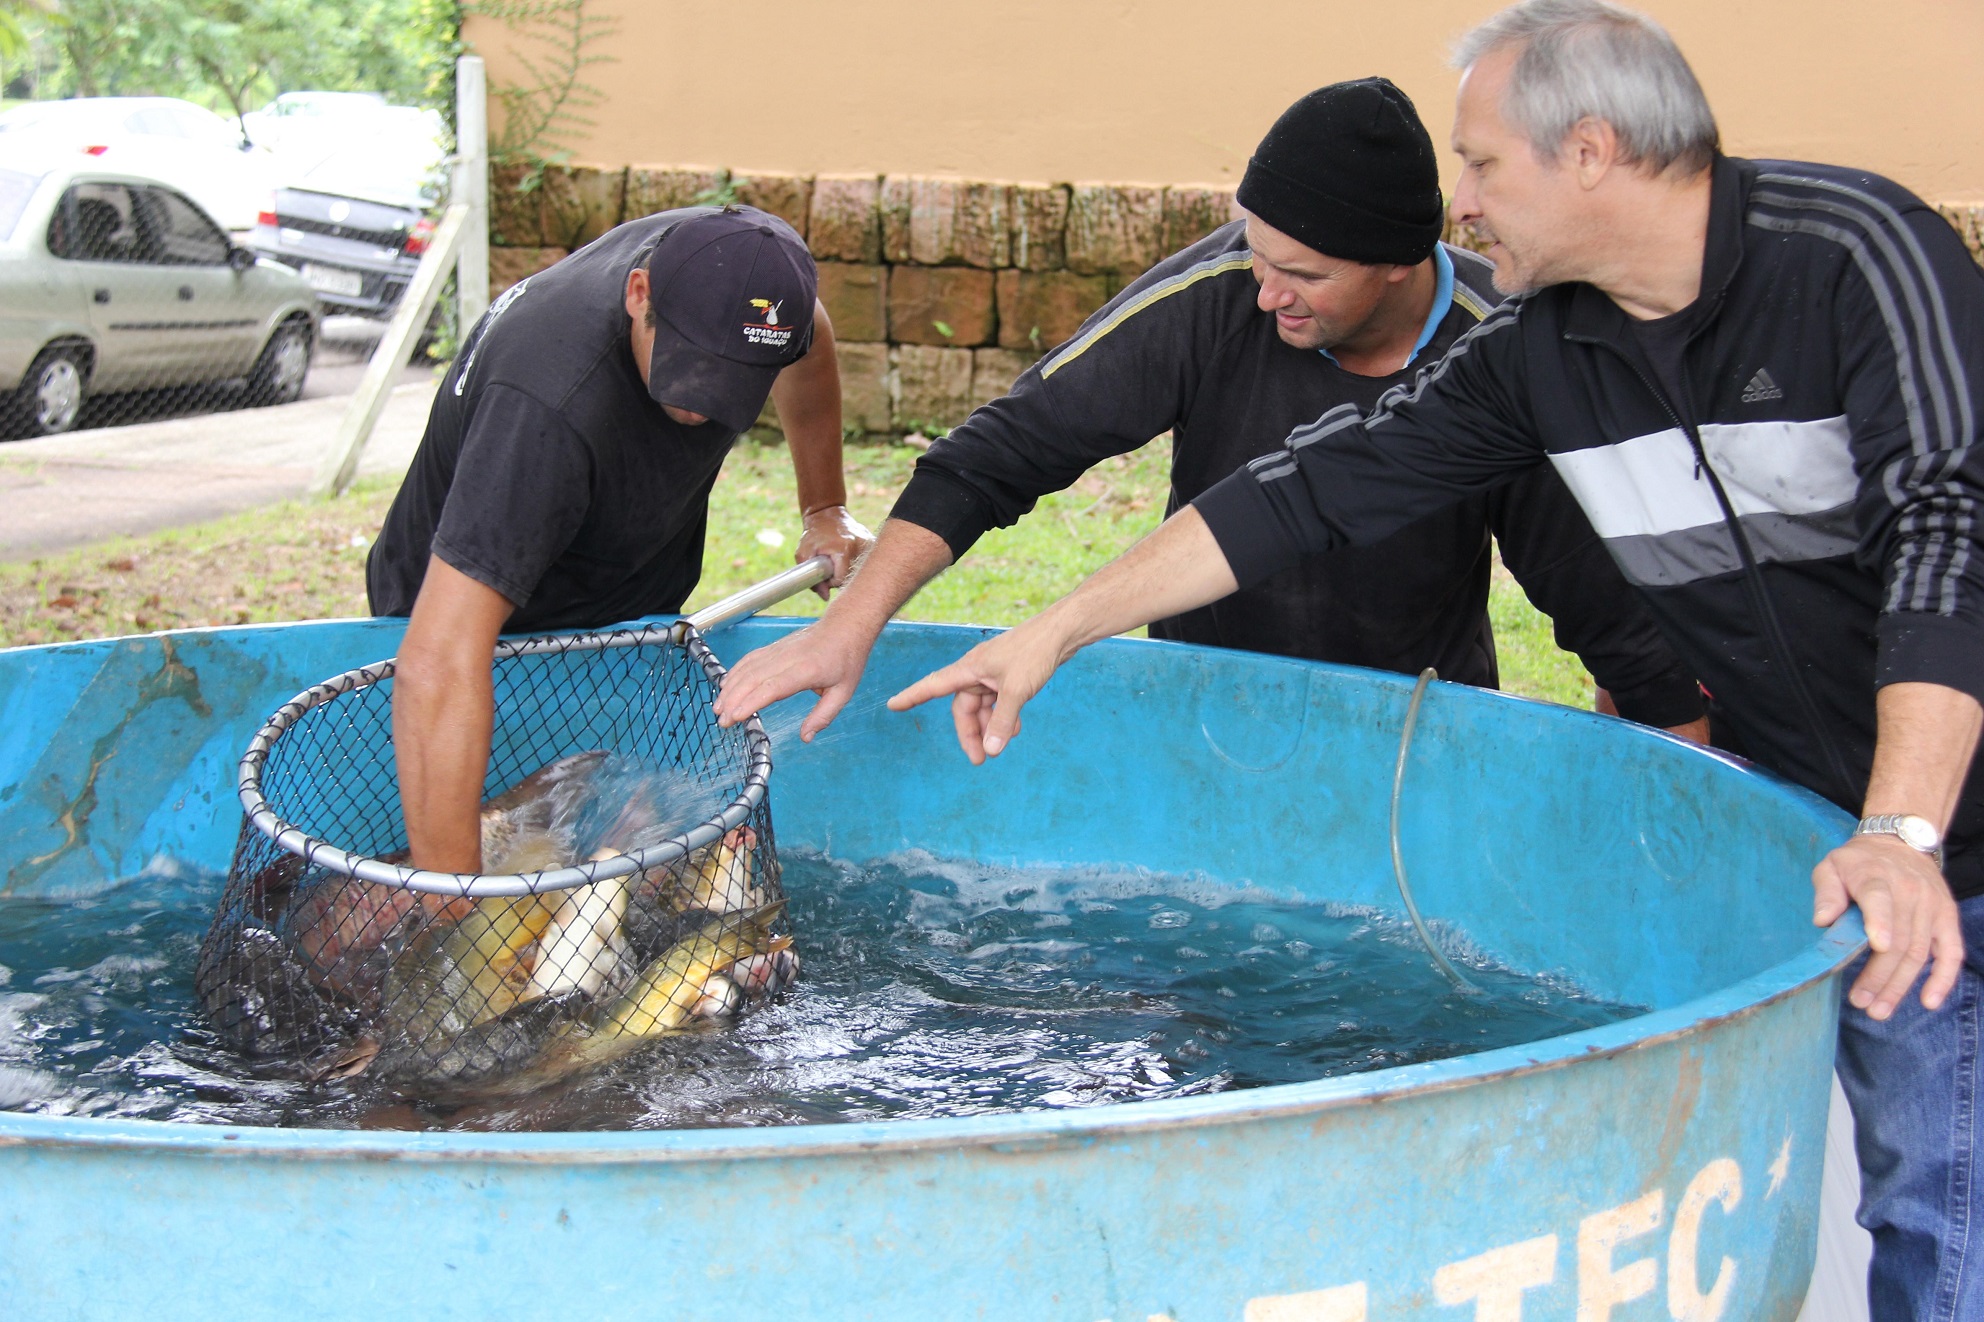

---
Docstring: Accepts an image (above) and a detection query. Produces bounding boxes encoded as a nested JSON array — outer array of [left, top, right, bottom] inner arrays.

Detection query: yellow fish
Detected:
[[555, 905, 789, 1072], [438, 894, 560, 1023], [661, 826, 770, 916]]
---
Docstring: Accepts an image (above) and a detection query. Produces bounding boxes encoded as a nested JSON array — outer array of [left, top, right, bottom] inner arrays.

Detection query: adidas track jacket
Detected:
[[1194, 156, 1984, 896]]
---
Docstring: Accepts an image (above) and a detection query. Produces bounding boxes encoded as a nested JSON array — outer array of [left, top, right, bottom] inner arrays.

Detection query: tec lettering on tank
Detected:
[[1107, 1152, 1765, 1322]]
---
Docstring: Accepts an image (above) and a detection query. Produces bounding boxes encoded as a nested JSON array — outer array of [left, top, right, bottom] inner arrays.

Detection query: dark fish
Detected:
[[368, 992, 585, 1091], [195, 925, 358, 1057], [478, 750, 611, 873]]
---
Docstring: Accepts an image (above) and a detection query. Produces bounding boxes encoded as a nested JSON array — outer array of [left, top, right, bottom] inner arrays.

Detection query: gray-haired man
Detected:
[[889, 3, 1984, 1311]]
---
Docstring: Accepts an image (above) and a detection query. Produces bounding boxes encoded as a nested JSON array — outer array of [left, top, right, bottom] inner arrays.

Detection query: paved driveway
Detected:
[[0, 376, 436, 560]]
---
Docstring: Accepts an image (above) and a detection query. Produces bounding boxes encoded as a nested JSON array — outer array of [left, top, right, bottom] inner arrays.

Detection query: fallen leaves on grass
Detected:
[[0, 477, 401, 649]]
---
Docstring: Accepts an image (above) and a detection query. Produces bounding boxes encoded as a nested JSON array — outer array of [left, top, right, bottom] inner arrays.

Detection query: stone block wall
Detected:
[[487, 165, 1984, 436], [486, 165, 1238, 434]]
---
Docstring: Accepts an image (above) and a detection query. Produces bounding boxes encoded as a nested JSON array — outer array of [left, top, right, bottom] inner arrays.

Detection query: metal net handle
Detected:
[[235, 622, 771, 899]]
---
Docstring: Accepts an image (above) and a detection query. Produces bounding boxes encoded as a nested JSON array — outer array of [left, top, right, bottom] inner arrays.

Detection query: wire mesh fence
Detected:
[[0, 106, 450, 441], [193, 623, 792, 1098]]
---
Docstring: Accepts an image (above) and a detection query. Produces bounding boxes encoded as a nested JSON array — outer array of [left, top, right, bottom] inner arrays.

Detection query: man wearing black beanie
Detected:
[[716, 80, 1706, 746], [1238, 77, 1448, 268]]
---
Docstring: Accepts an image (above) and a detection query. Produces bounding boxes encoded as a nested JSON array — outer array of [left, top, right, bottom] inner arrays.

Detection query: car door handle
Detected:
[[93, 288, 110, 304], [177, 286, 194, 301]]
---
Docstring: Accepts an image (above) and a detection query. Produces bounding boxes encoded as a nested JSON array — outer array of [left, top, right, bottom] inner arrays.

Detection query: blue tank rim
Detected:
[[0, 615, 1867, 1161]]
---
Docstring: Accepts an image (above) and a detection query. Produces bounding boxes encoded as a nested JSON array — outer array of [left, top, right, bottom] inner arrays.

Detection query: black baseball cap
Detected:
[[645, 206, 817, 432]]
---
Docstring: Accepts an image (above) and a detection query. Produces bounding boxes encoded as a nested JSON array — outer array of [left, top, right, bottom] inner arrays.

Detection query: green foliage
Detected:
[[0, 2, 57, 65], [5, 0, 461, 117], [467, 0, 611, 166], [691, 170, 738, 207], [392, 0, 466, 123]]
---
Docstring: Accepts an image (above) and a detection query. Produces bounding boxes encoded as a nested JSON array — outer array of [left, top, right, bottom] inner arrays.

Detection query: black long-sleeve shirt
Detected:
[[892, 222, 1705, 727], [1193, 158, 1984, 896]]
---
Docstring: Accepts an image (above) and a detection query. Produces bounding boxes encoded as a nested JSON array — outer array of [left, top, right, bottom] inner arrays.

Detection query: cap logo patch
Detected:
[[744, 297, 794, 349]]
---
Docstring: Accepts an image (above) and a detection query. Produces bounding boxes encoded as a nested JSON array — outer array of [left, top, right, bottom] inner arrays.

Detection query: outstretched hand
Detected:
[[887, 622, 1069, 764], [1814, 834, 1964, 1020], [713, 616, 873, 741]]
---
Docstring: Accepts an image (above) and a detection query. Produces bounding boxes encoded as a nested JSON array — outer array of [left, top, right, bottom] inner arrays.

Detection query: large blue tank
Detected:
[[0, 617, 1859, 1320]]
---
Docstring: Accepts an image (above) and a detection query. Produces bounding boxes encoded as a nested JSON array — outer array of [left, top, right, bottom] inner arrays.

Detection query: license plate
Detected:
[[301, 263, 363, 297]]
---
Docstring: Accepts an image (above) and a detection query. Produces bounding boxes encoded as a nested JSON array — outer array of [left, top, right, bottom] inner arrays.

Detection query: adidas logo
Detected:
[[1741, 367, 1784, 403]]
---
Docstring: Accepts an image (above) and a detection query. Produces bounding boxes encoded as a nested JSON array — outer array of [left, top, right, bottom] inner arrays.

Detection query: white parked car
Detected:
[[0, 97, 277, 231], [240, 91, 388, 158], [0, 153, 318, 437]]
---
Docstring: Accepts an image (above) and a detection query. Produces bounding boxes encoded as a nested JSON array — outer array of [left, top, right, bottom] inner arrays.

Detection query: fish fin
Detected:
[[306, 1036, 381, 1082]]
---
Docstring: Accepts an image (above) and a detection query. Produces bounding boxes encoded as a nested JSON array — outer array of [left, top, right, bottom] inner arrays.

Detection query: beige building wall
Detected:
[[465, 0, 1984, 203]]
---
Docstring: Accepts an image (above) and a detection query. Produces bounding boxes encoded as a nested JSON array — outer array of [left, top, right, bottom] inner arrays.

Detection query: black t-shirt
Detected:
[[367, 208, 743, 632], [1627, 305, 1696, 415]]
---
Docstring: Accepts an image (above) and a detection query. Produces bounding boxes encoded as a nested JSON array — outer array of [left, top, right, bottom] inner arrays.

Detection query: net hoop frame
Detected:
[[234, 622, 770, 901]]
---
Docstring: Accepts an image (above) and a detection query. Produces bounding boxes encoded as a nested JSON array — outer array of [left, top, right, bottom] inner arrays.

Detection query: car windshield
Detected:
[[276, 93, 385, 118], [0, 168, 43, 241], [296, 132, 444, 208]]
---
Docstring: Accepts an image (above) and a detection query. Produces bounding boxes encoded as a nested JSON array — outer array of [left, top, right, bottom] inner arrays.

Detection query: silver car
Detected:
[[0, 153, 318, 437], [248, 110, 446, 318]]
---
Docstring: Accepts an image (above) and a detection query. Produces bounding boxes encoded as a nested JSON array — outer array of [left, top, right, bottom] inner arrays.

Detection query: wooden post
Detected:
[[455, 55, 490, 333], [307, 202, 469, 499]]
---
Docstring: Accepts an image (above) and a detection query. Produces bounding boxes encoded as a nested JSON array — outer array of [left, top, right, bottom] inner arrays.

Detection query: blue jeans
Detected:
[[1837, 893, 1984, 1320]]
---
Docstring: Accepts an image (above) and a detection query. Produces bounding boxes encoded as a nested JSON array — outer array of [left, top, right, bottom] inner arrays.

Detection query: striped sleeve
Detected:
[[1750, 173, 1984, 702], [892, 237, 1257, 560], [1193, 300, 1547, 586]]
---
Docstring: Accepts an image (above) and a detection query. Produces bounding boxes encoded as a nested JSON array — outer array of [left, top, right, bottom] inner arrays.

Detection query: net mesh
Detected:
[[193, 624, 790, 1098]]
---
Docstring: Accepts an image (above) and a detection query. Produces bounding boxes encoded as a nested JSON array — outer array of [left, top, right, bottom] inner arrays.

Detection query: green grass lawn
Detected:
[[0, 435, 1594, 707]]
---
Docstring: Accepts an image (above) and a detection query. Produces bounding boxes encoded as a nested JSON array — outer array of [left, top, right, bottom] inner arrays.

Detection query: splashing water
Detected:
[[559, 752, 740, 858], [470, 749, 746, 871], [0, 851, 1640, 1131], [746, 691, 896, 757]]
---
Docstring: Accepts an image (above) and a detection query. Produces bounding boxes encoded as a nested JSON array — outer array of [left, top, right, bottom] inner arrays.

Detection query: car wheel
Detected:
[[12, 346, 89, 438], [246, 319, 312, 406]]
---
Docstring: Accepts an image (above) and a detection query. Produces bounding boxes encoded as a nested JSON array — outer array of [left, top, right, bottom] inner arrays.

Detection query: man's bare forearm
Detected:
[[391, 556, 514, 874], [1811, 679, 1980, 1019], [1863, 681, 1984, 829], [885, 506, 1242, 761], [774, 301, 849, 516], [819, 519, 954, 635], [394, 649, 494, 874]]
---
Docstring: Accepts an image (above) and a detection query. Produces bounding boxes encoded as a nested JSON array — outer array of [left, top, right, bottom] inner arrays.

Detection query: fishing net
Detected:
[[193, 622, 791, 1097]]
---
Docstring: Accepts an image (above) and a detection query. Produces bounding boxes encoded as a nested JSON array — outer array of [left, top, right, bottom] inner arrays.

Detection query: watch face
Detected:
[[1898, 816, 1942, 852]]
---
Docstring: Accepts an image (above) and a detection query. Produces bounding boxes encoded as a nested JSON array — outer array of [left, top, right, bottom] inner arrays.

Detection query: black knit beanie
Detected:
[[1236, 78, 1445, 266]]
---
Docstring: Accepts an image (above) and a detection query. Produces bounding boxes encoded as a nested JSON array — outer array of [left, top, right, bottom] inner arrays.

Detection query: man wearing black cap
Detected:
[[368, 204, 873, 873], [715, 79, 1703, 744]]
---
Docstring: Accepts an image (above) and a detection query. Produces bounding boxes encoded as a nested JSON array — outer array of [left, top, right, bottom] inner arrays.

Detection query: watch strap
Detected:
[[1854, 813, 1946, 868]]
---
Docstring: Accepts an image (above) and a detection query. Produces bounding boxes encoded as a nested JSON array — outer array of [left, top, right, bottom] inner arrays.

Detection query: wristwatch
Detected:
[[1854, 813, 1945, 868]]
